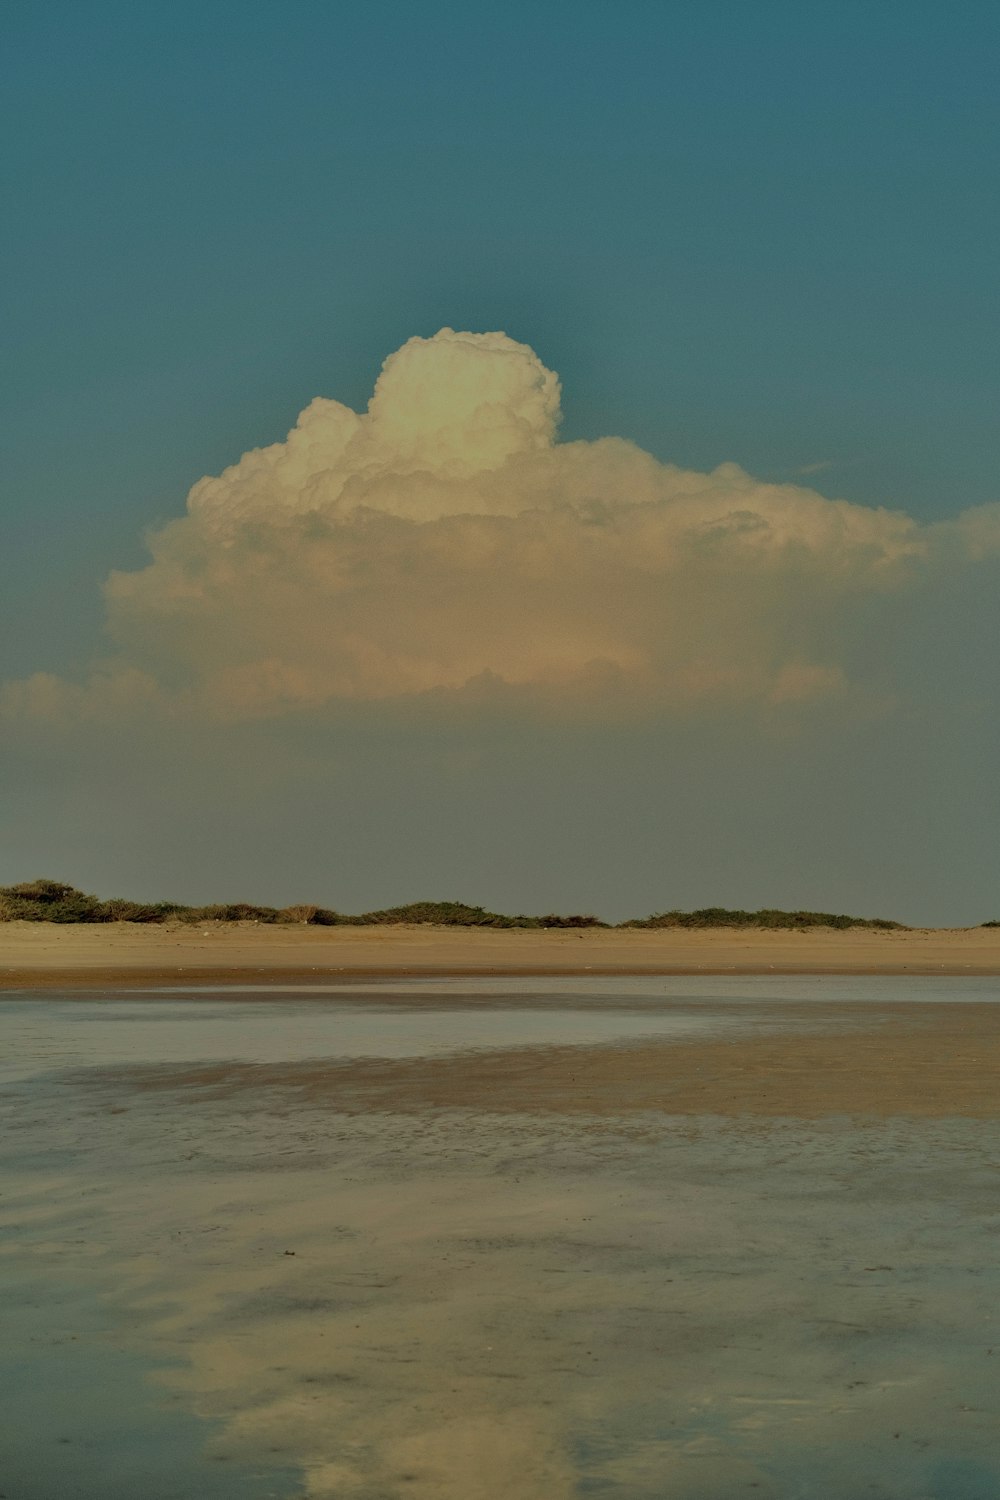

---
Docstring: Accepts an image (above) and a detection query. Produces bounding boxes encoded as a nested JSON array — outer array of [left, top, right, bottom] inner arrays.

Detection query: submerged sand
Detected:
[[3, 918, 1000, 988], [85, 1000, 1000, 1118]]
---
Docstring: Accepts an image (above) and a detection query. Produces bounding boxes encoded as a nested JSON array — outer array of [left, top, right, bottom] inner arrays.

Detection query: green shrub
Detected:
[[538, 913, 608, 928], [620, 907, 905, 931], [189, 904, 281, 923], [0, 880, 906, 930], [344, 901, 541, 928], [0, 879, 102, 923], [278, 904, 319, 923], [94, 898, 167, 924], [277, 905, 343, 924]]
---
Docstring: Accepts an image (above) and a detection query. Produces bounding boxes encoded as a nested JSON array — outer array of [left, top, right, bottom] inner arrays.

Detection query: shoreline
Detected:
[[3, 920, 1000, 988]]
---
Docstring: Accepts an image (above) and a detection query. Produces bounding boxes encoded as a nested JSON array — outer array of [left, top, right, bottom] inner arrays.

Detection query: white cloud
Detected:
[[6, 327, 997, 726]]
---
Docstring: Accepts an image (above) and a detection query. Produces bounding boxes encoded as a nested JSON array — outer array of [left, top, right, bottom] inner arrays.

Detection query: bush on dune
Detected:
[[0, 882, 346, 926], [95, 898, 171, 923], [535, 913, 608, 928], [343, 902, 607, 928], [621, 907, 905, 931], [346, 901, 537, 928], [278, 905, 342, 925], [0, 881, 191, 924], [185, 903, 282, 923], [0, 881, 905, 930], [0, 879, 104, 923]]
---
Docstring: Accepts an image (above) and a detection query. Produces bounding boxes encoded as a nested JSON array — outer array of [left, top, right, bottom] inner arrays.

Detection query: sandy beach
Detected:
[[3, 919, 1000, 989]]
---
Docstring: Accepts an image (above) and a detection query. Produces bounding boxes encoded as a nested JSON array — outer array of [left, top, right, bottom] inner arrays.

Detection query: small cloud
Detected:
[[795, 459, 835, 476]]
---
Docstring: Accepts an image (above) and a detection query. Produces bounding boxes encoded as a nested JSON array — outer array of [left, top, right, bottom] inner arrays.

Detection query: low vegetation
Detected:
[[0, 880, 907, 930], [621, 907, 906, 931]]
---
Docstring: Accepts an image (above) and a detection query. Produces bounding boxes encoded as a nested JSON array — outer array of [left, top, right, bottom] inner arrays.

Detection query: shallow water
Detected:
[[89, 972, 1000, 1001], [0, 989, 747, 1087], [3, 979, 1000, 1498]]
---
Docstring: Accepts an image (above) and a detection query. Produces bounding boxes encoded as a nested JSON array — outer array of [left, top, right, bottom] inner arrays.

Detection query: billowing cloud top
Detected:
[[7, 328, 1000, 725], [189, 328, 563, 529]]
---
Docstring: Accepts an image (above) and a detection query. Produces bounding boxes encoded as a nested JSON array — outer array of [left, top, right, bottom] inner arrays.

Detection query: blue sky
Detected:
[[3, 3, 999, 918], [6, 1, 1000, 667]]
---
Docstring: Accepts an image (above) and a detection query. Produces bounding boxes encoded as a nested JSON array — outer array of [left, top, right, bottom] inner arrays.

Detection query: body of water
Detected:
[[2, 978, 999, 1498]]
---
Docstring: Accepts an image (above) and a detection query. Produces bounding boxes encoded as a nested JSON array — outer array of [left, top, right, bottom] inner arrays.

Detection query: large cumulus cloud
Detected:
[[6, 327, 1000, 726]]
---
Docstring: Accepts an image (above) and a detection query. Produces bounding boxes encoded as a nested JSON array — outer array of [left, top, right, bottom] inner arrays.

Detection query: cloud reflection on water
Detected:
[[2, 992, 1000, 1498]]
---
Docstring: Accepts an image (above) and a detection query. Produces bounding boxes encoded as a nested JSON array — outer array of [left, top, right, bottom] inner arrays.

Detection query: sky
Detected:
[[2, 1, 999, 923]]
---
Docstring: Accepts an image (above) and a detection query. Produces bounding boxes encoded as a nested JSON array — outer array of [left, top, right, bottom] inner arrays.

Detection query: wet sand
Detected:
[[3, 919, 1000, 989], [89, 999, 1000, 1118]]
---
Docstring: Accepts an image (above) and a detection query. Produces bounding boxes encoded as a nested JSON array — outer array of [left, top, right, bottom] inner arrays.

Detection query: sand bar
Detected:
[[71, 1001, 1000, 1119], [2, 919, 1000, 988]]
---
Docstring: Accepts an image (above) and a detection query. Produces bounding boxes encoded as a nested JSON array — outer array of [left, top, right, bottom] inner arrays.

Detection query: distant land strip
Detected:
[[0, 877, 969, 931]]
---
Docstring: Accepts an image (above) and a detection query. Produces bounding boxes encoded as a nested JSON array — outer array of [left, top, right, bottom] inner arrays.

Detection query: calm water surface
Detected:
[[2, 978, 999, 1499]]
